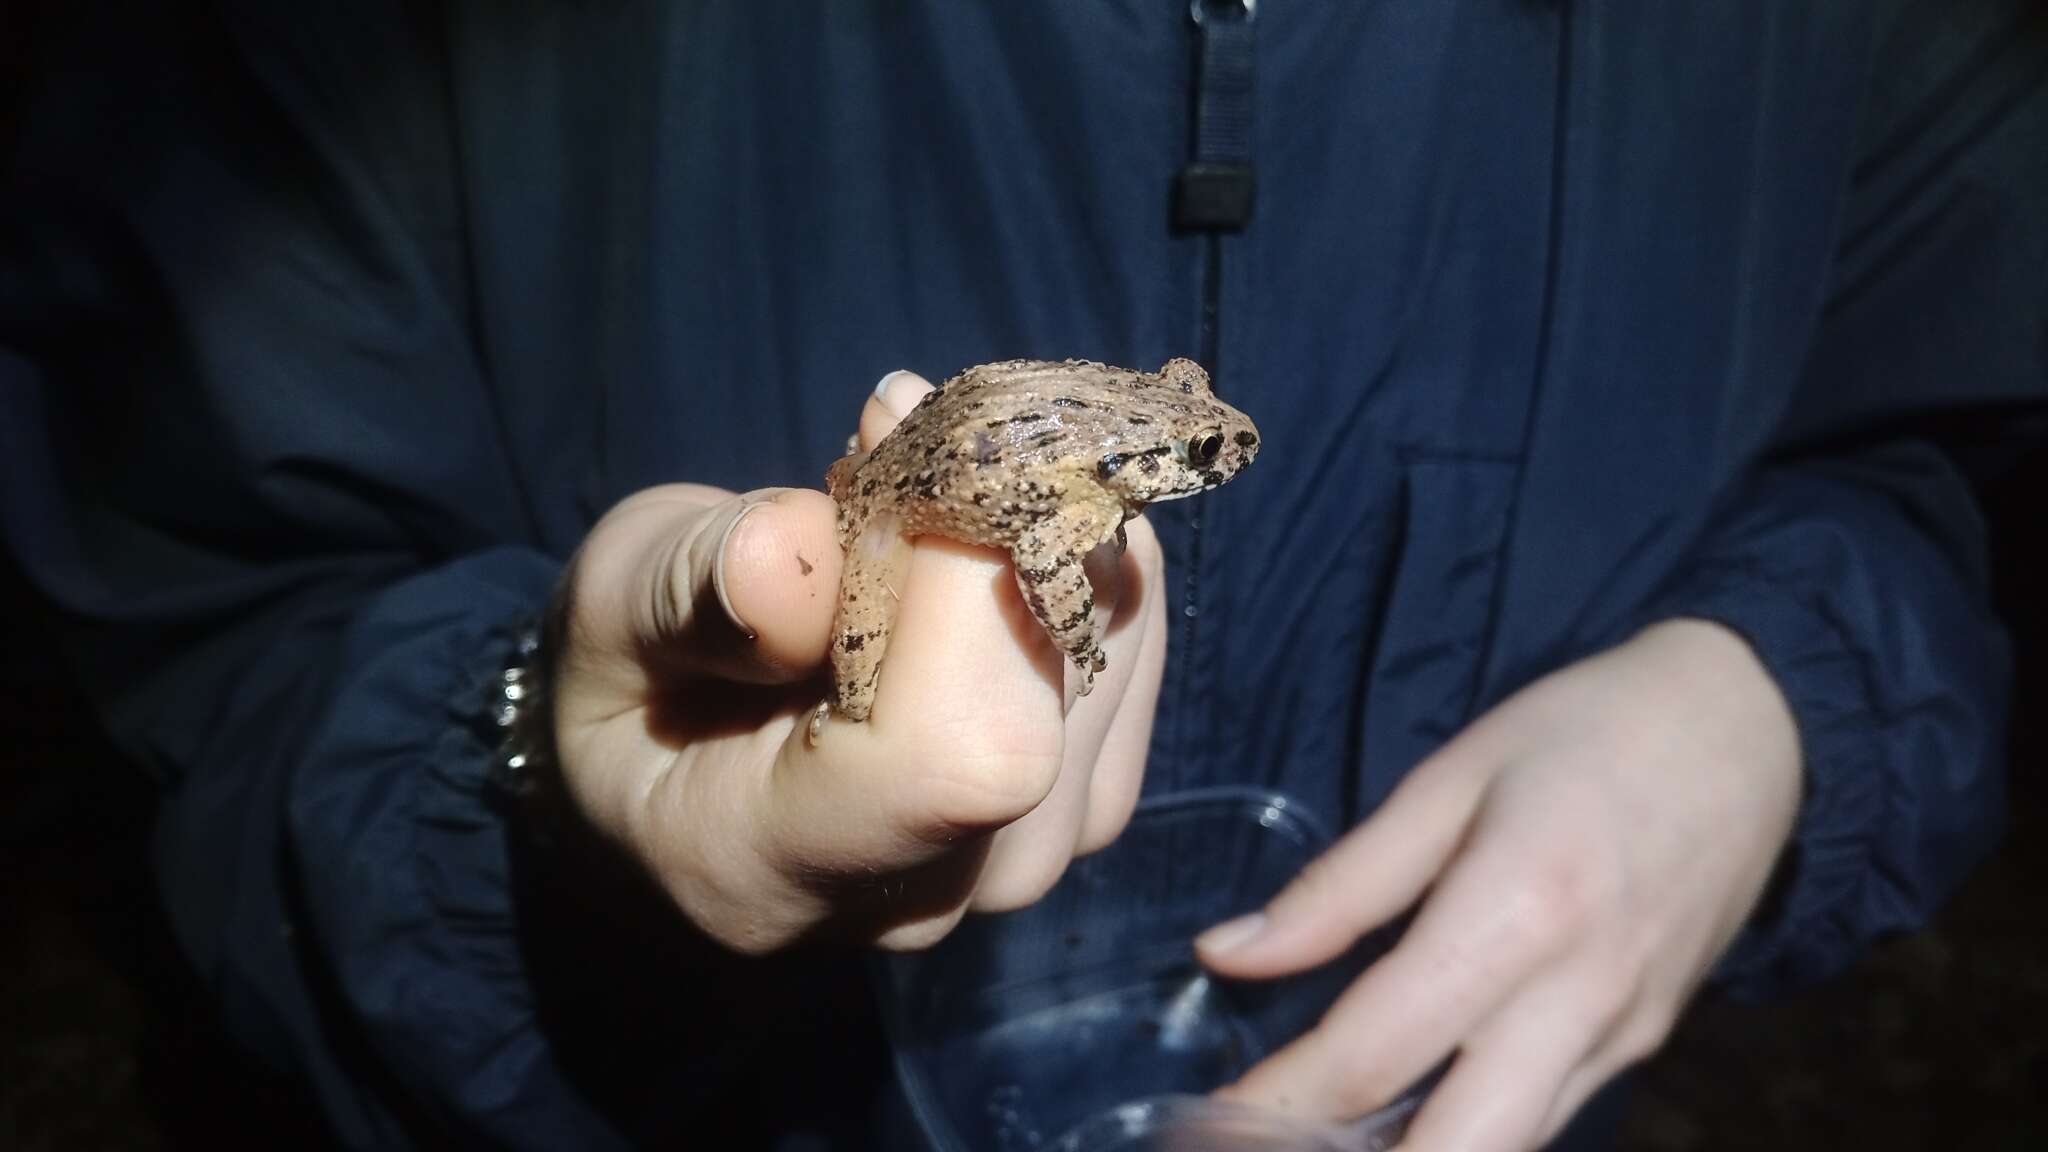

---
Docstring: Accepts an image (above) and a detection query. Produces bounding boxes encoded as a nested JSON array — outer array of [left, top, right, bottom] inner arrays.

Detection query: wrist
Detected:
[[1641, 617, 1799, 746], [1630, 617, 1805, 841]]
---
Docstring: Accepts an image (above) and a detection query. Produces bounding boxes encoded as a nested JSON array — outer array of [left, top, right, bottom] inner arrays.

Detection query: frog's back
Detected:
[[832, 356, 1240, 549]]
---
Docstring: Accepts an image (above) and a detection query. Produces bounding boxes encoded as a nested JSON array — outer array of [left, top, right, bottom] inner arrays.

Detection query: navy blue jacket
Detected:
[[4, 1, 2044, 1147]]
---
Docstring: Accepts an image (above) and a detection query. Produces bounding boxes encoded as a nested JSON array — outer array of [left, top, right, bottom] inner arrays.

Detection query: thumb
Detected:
[[642, 487, 843, 684], [570, 484, 843, 689], [619, 368, 932, 683], [1196, 749, 1489, 978]]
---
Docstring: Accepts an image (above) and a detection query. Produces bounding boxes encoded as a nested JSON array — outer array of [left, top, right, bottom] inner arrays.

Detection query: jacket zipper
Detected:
[[1173, 0, 1256, 774]]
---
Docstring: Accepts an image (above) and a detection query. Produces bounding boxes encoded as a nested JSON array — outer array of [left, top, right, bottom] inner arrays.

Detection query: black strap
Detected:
[[1175, 0, 1257, 232]]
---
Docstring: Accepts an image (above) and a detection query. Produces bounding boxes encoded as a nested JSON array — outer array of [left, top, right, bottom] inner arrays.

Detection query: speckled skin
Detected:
[[810, 357, 1260, 740]]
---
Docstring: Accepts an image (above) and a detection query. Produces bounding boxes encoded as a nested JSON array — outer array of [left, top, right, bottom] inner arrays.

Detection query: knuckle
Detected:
[[640, 813, 811, 957], [1491, 889, 1568, 963], [971, 853, 1072, 913], [1320, 1055, 1406, 1117], [873, 906, 971, 953], [1507, 843, 1618, 948], [1075, 797, 1138, 855], [906, 724, 1065, 832], [703, 920, 799, 957], [1073, 824, 1118, 857], [672, 886, 805, 956], [1333, 1080, 1400, 1121]]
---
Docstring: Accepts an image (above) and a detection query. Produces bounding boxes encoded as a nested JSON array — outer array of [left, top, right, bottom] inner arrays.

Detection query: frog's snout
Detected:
[[1220, 425, 1260, 479]]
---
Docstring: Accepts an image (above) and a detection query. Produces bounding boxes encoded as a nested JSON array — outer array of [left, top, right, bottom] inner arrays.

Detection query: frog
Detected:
[[810, 356, 1260, 742]]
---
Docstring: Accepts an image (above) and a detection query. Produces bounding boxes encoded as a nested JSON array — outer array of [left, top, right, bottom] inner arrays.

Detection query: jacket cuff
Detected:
[[1647, 559, 1887, 995], [286, 547, 625, 1148]]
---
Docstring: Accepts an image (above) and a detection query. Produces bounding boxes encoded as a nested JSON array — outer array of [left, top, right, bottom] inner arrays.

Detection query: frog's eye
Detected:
[[1188, 432, 1224, 467]]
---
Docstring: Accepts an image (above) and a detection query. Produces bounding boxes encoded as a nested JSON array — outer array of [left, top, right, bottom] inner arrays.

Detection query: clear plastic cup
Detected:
[[875, 787, 1419, 1151]]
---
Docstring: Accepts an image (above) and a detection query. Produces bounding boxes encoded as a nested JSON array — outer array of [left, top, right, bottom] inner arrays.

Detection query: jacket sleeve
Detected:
[[0, 7, 624, 1147], [1650, 2, 2048, 995]]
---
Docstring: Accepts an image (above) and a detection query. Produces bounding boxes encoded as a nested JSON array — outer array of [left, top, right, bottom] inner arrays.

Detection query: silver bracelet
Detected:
[[490, 624, 551, 798]]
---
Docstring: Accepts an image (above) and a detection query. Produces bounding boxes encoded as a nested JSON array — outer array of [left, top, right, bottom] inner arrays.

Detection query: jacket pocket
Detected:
[[1353, 451, 1518, 811]]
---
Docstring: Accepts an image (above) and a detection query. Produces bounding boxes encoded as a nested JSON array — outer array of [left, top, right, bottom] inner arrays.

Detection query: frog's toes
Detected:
[[1071, 647, 1107, 697]]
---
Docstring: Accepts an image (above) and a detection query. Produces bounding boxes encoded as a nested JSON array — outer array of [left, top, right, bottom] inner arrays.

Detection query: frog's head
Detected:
[[1095, 358, 1261, 508]]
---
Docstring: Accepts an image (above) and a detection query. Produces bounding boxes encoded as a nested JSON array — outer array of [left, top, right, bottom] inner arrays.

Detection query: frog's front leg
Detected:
[[1010, 497, 1125, 697], [810, 512, 911, 743]]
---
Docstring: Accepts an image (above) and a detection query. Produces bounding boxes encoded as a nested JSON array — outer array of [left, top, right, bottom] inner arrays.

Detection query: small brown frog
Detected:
[[811, 357, 1260, 741]]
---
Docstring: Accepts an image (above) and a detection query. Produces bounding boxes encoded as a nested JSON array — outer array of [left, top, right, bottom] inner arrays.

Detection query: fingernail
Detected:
[[873, 370, 919, 417], [711, 498, 770, 641], [1196, 913, 1267, 956]]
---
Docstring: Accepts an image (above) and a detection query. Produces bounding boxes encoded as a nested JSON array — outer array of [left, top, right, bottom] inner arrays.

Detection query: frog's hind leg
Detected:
[[1010, 498, 1124, 697], [810, 513, 911, 743]]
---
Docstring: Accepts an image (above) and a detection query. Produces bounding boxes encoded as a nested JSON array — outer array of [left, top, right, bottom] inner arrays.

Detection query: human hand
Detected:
[[544, 372, 1166, 954], [1196, 619, 1803, 1150]]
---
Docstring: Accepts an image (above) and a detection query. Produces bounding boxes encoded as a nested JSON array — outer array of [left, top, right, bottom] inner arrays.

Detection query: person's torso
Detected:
[[455, 2, 1869, 824]]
